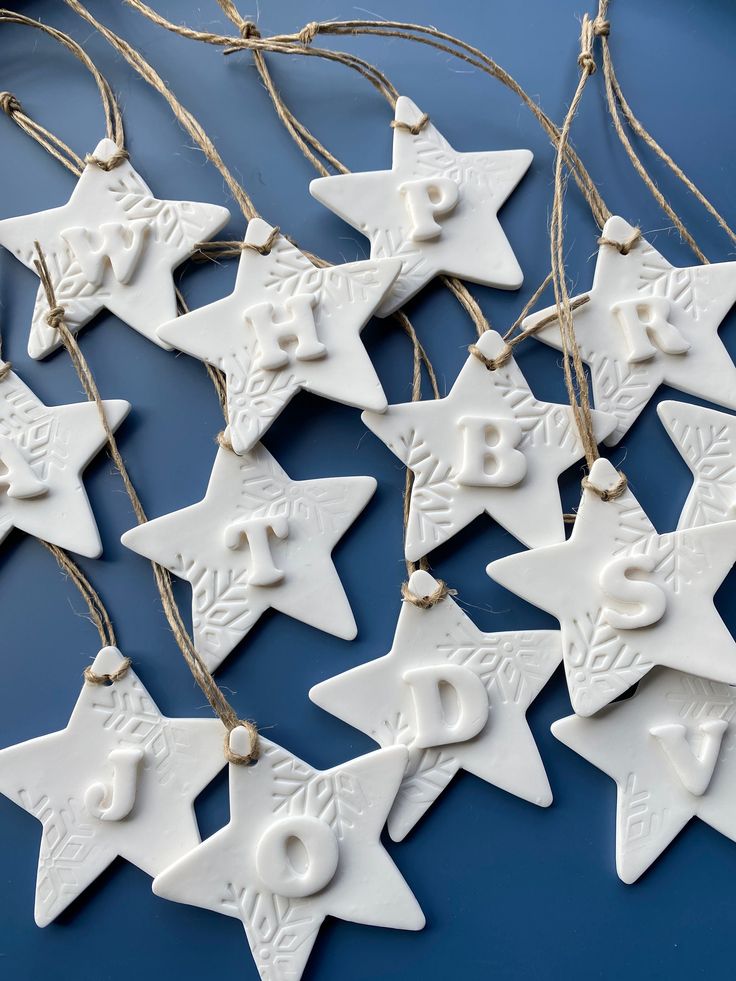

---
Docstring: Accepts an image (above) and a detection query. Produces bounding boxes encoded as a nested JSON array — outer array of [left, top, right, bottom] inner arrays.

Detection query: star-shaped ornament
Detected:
[[487, 458, 736, 716], [658, 400, 736, 530], [0, 139, 230, 359], [523, 216, 736, 444], [152, 728, 424, 981], [157, 217, 399, 454], [310, 570, 562, 841], [310, 96, 533, 316], [121, 442, 375, 671], [553, 667, 736, 883], [362, 330, 616, 559], [0, 361, 129, 557], [0, 646, 226, 925]]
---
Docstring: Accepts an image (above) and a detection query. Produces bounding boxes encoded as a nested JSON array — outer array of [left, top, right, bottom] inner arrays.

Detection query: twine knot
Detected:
[[401, 578, 456, 609], [468, 341, 513, 371], [391, 112, 430, 136], [84, 657, 131, 685], [84, 147, 129, 172], [0, 362, 12, 381], [225, 721, 260, 764], [582, 469, 628, 502], [597, 227, 641, 255], [0, 91, 21, 116], [240, 21, 260, 40], [298, 22, 319, 45], [593, 17, 611, 36], [578, 14, 597, 74], [243, 225, 280, 256], [46, 305, 66, 330]]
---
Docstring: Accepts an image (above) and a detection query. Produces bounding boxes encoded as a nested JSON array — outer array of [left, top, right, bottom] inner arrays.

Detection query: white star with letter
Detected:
[[157, 217, 399, 454], [310, 96, 532, 315], [553, 666, 736, 883], [487, 458, 736, 716], [0, 646, 226, 925], [121, 443, 376, 671], [523, 216, 736, 443], [0, 138, 230, 358], [0, 360, 128, 557], [658, 399, 736, 529], [152, 727, 424, 981], [310, 569, 562, 841], [362, 329, 616, 559]]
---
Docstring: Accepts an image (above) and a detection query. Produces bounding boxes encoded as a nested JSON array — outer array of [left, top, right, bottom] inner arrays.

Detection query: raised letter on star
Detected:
[[362, 329, 616, 559], [523, 216, 736, 444], [310, 96, 532, 316], [121, 443, 376, 671], [0, 361, 129, 557], [553, 667, 736, 882], [487, 458, 736, 716], [0, 646, 226, 925], [310, 569, 561, 841], [157, 217, 399, 454], [0, 138, 230, 359], [152, 728, 424, 981]]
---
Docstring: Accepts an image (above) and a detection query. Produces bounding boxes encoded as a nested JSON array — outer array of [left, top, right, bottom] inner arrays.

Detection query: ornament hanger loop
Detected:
[[391, 113, 430, 135], [581, 470, 628, 502], [400, 578, 456, 610], [597, 226, 641, 255], [468, 342, 513, 372], [224, 722, 260, 765], [84, 657, 132, 685]]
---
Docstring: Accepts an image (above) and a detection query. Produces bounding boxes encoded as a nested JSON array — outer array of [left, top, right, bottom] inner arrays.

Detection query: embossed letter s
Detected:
[[599, 554, 667, 630]]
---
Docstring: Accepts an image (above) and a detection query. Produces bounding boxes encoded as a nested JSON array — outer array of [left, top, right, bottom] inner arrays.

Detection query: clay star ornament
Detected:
[[658, 400, 736, 529], [156, 217, 400, 454], [0, 646, 227, 925], [0, 138, 230, 359], [310, 570, 562, 841], [522, 215, 736, 444], [310, 96, 533, 316], [0, 360, 129, 557], [487, 458, 736, 717], [553, 666, 736, 883], [152, 727, 424, 981], [362, 330, 616, 560], [121, 442, 376, 671]]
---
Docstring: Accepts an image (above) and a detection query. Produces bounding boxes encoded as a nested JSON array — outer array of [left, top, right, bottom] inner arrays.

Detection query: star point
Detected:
[[121, 443, 375, 670], [310, 569, 561, 840], [310, 95, 533, 315], [0, 138, 230, 359]]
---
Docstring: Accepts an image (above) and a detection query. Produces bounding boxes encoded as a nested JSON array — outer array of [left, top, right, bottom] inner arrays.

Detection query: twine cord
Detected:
[[401, 579, 456, 609], [34, 242, 258, 763], [84, 658, 131, 685], [0, 9, 125, 175], [41, 541, 117, 649]]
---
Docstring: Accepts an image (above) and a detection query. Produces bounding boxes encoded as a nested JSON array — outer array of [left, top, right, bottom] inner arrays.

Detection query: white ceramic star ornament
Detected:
[[121, 442, 376, 671], [310, 96, 533, 316], [0, 360, 129, 556], [658, 400, 736, 529], [362, 330, 616, 559], [554, 667, 736, 882], [310, 570, 562, 841], [153, 728, 424, 981], [0, 139, 230, 359], [156, 217, 399, 454], [0, 646, 227, 925], [523, 216, 736, 443], [488, 458, 736, 716]]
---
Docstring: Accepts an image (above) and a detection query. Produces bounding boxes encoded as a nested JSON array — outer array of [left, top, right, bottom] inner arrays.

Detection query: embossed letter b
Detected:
[[456, 416, 527, 487]]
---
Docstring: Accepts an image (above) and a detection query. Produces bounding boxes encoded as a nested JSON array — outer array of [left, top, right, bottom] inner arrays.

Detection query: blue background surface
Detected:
[[0, 2, 735, 978]]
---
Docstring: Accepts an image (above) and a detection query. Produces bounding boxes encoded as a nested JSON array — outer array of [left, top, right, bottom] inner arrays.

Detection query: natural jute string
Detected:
[[0, 9, 126, 177]]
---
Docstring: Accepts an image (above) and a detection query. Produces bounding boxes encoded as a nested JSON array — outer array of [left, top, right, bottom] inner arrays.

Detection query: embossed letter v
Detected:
[[650, 720, 728, 796]]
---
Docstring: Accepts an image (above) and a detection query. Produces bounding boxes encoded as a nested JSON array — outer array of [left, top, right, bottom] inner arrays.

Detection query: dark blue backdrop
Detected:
[[0, 2, 734, 978]]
